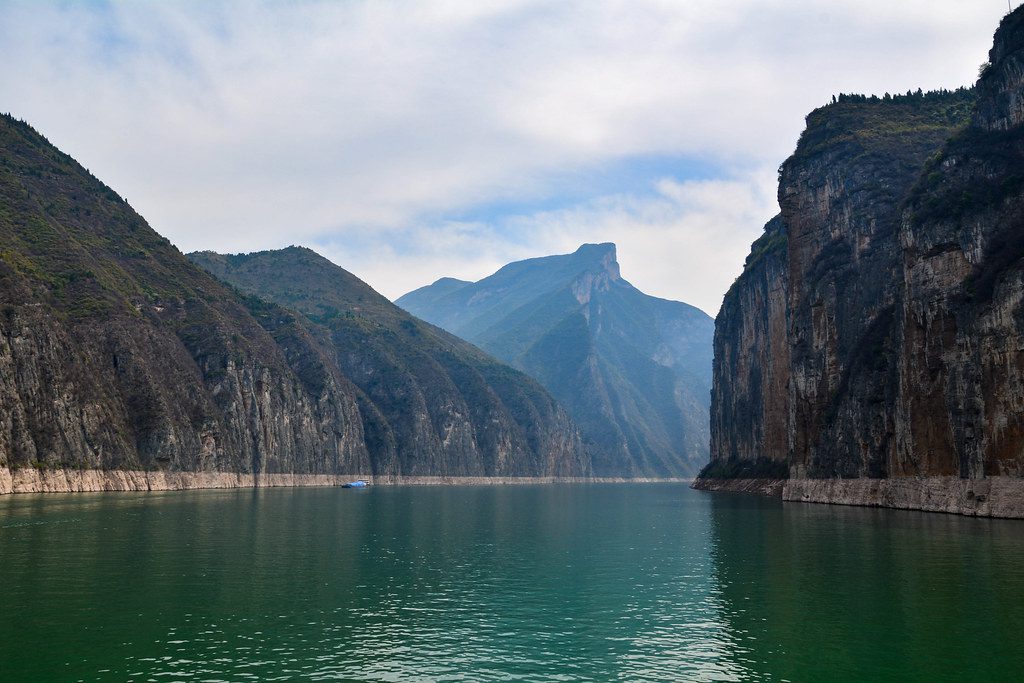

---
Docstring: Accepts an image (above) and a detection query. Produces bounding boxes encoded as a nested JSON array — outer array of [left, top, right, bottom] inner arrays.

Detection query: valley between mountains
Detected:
[[0, 113, 712, 493], [4, 7, 1024, 518]]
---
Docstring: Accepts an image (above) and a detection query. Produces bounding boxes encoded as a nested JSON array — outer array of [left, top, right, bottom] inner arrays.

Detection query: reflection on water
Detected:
[[0, 484, 1021, 680], [708, 492, 1024, 682]]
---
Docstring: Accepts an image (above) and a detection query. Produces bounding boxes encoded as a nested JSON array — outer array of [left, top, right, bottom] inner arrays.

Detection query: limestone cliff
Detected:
[[896, 7, 1024, 480], [0, 116, 371, 479], [707, 216, 789, 478], [698, 8, 1024, 517]]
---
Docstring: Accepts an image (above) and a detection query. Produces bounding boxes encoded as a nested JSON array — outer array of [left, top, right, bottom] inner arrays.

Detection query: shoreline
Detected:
[[692, 476, 1024, 519], [0, 467, 691, 496]]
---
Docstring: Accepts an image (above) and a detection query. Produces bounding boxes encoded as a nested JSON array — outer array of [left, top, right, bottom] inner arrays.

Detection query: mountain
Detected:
[[0, 113, 588, 492], [188, 247, 589, 478], [696, 7, 1024, 517], [397, 244, 714, 477]]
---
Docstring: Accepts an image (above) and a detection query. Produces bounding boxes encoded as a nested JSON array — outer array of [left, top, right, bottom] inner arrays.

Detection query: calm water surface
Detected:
[[1, 484, 1022, 681]]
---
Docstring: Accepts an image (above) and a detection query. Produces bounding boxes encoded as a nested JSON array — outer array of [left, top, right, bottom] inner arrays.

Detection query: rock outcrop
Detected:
[[697, 8, 1024, 517], [0, 114, 589, 491], [397, 244, 714, 477]]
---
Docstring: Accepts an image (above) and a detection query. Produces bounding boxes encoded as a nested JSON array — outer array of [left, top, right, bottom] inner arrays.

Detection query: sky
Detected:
[[0, 1, 1013, 315]]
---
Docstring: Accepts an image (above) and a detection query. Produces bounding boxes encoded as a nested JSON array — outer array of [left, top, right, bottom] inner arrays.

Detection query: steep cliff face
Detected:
[[706, 91, 973, 479], [189, 248, 590, 478], [398, 244, 714, 477], [783, 90, 975, 479], [0, 114, 589, 487], [700, 8, 1024, 516], [707, 216, 789, 478], [896, 8, 1024, 480]]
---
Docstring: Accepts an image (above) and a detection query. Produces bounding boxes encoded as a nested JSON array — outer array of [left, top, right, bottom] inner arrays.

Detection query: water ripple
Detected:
[[1, 485, 1023, 680]]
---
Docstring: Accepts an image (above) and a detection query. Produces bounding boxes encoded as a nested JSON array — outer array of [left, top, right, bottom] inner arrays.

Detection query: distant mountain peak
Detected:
[[573, 242, 616, 257], [573, 241, 617, 261], [431, 276, 471, 287], [572, 242, 620, 282], [396, 244, 714, 478]]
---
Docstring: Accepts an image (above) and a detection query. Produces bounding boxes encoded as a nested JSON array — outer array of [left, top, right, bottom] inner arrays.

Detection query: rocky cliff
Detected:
[[0, 114, 589, 491], [896, 7, 1024, 481], [397, 244, 714, 477], [698, 8, 1024, 517], [706, 216, 790, 479]]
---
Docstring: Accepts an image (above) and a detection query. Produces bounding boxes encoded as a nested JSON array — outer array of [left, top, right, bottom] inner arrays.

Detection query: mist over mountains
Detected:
[[398, 244, 714, 477]]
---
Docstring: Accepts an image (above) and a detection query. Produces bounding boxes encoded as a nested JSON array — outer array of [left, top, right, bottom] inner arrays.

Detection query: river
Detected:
[[1, 483, 1021, 681]]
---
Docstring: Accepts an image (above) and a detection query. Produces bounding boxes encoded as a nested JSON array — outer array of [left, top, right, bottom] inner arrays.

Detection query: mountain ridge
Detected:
[[397, 244, 714, 477], [188, 246, 591, 478], [0, 113, 589, 486]]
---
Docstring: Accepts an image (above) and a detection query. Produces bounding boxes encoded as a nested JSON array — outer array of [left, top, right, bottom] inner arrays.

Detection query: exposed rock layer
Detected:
[[699, 8, 1024, 515], [783, 477, 1024, 518], [691, 477, 786, 497]]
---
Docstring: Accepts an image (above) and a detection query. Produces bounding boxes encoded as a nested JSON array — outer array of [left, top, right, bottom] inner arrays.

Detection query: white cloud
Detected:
[[0, 0, 1011, 314], [334, 166, 779, 315]]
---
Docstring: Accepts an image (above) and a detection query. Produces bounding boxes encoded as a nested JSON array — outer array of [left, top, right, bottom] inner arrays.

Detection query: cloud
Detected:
[[328, 166, 779, 315], [0, 0, 1010, 313]]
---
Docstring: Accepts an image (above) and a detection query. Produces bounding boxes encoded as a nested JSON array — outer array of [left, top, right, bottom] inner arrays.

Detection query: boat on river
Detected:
[[342, 479, 369, 488]]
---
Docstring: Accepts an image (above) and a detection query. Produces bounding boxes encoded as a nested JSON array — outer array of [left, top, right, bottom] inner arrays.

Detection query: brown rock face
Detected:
[[782, 92, 976, 479], [700, 8, 1024, 513], [897, 8, 1024, 480], [709, 216, 790, 471]]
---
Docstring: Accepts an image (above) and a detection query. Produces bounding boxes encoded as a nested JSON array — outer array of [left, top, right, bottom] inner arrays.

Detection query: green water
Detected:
[[1, 484, 1022, 681]]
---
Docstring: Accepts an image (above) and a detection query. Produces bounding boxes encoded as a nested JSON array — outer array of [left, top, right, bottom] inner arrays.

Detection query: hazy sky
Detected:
[[0, 1, 1012, 314]]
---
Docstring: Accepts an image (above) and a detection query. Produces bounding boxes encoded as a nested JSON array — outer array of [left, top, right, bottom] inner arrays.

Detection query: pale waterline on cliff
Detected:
[[0, 467, 691, 496], [692, 476, 1024, 519], [9, 466, 1024, 521]]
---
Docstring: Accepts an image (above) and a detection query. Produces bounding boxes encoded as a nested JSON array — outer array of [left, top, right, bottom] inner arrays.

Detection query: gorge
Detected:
[[0, 115, 592, 494]]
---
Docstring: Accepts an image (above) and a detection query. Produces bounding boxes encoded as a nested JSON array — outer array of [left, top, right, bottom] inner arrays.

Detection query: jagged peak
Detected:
[[571, 243, 620, 280], [567, 243, 622, 305], [573, 242, 616, 259]]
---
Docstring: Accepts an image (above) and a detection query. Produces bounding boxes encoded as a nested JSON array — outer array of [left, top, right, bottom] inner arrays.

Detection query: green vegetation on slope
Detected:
[[0, 114, 375, 474], [0, 113, 586, 478]]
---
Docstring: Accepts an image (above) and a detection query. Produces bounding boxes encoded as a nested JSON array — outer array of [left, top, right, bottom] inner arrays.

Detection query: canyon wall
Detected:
[[698, 8, 1024, 517]]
